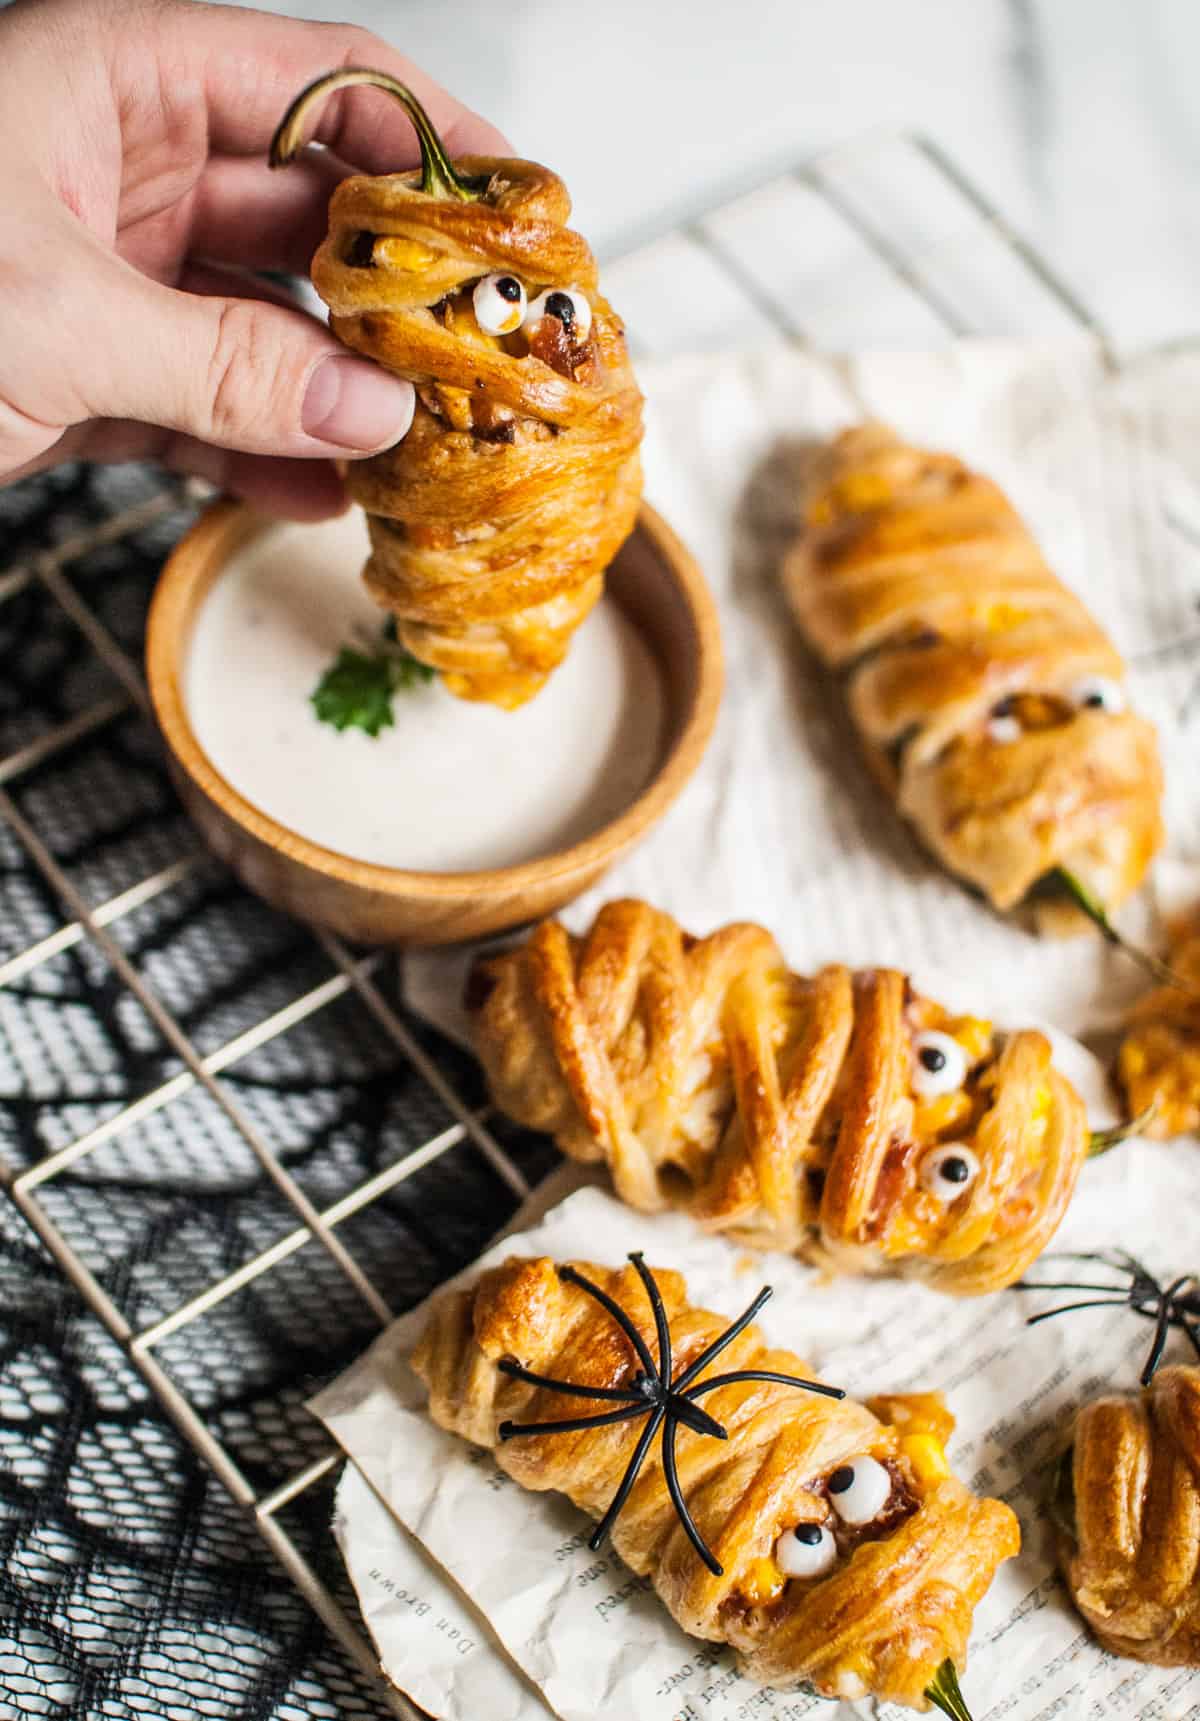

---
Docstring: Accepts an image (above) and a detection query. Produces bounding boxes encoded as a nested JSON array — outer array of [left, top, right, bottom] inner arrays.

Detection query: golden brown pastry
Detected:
[[783, 424, 1163, 932], [1118, 911, 1200, 1139], [469, 899, 1090, 1295], [272, 72, 643, 709], [412, 1253, 1019, 1707], [1058, 1365, 1200, 1665]]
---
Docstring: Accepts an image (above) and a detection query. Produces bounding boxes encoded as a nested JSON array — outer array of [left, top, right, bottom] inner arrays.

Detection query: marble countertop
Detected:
[[248, 0, 1200, 356]]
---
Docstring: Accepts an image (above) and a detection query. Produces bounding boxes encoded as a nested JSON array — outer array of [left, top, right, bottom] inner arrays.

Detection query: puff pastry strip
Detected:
[[274, 73, 643, 709], [783, 424, 1163, 930], [1117, 912, 1200, 1139], [1060, 1364, 1200, 1665], [412, 1254, 1018, 1707], [470, 899, 1089, 1294]]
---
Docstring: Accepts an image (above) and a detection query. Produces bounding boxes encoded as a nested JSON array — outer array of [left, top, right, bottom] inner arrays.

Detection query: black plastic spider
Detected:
[[1015, 1249, 1200, 1384], [496, 1251, 844, 1576]]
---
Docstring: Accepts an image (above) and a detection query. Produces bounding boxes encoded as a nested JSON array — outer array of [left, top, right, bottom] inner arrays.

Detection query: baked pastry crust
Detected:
[[310, 157, 643, 707], [783, 424, 1163, 928], [470, 899, 1089, 1294], [411, 1254, 1019, 1707], [1061, 1365, 1200, 1665], [1117, 912, 1200, 1139]]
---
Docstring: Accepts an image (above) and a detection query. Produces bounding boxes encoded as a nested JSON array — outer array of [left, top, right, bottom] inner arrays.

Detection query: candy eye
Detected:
[[911, 1030, 970, 1097], [1068, 676, 1126, 715], [472, 273, 527, 335], [524, 286, 592, 340], [774, 1520, 837, 1579], [985, 697, 1021, 744], [920, 1143, 981, 1202], [827, 1457, 891, 1525]]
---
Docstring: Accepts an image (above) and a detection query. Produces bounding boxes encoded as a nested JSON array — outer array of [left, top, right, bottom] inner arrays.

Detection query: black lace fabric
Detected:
[[0, 465, 556, 1717]]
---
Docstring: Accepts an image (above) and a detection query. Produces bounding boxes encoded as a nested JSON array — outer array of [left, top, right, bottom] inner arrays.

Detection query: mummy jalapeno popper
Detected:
[[468, 899, 1091, 1296], [783, 424, 1164, 937], [1061, 1364, 1200, 1666], [270, 72, 644, 710], [1020, 1254, 1200, 1666], [1118, 910, 1200, 1139], [412, 1252, 1018, 1712]]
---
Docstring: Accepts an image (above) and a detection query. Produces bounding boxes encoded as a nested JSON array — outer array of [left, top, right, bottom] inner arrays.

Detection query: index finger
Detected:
[[142, 1, 512, 169]]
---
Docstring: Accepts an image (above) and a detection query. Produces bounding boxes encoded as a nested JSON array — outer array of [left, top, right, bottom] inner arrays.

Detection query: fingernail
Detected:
[[302, 356, 415, 451]]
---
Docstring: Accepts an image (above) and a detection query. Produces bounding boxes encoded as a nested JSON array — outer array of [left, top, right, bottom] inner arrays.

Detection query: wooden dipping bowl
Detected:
[[146, 501, 722, 945]]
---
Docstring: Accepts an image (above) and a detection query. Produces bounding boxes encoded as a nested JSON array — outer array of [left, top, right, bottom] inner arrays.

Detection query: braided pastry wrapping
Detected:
[[783, 424, 1163, 930], [470, 900, 1089, 1295], [1117, 912, 1200, 1139], [1061, 1365, 1200, 1665], [284, 78, 643, 709], [411, 1255, 1019, 1707]]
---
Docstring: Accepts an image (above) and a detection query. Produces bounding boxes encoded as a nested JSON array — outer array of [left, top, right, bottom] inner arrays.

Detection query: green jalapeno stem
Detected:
[[1087, 1105, 1157, 1158], [1048, 868, 1197, 996], [269, 68, 491, 201], [925, 1658, 975, 1721]]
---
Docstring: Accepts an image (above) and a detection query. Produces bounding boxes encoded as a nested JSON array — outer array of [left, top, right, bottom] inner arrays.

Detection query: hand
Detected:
[[0, 0, 509, 519]]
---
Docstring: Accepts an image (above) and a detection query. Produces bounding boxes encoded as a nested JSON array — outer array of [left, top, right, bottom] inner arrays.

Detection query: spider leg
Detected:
[[1141, 1276, 1196, 1386], [685, 1368, 844, 1403], [1016, 1248, 1150, 1296], [499, 1402, 649, 1441], [1140, 1287, 1179, 1386], [497, 1359, 646, 1403], [558, 1264, 659, 1382], [1026, 1296, 1135, 1327], [673, 1286, 773, 1393], [628, 1252, 673, 1391], [661, 1411, 722, 1577], [588, 1404, 665, 1553], [1101, 1248, 1157, 1283], [1036, 1248, 1147, 1280], [665, 1394, 727, 1441], [1013, 1280, 1138, 1296]]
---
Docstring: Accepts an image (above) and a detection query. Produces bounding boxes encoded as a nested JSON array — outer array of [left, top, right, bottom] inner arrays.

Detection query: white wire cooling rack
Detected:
[[0, 131, 1112, 1719]]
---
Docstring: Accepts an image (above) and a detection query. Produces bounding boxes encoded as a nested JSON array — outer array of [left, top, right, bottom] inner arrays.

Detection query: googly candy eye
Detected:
[[1068, 676, 1127, 715], [826, 1456, 892, 1525], [524, 286, 592, 340], [472, 273, 527, 335], [774, 1520, 837, 1579], [911, 1030, 970, 1097], [919, 1142, 981, 1202], [985, 697, 1021, 744]]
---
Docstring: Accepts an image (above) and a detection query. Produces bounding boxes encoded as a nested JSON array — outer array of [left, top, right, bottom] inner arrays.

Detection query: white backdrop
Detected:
[[230, 0, 1200, 351]]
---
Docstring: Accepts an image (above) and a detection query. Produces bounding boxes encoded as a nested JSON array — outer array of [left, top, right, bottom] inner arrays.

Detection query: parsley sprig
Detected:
[[310, 616, 435, 738]]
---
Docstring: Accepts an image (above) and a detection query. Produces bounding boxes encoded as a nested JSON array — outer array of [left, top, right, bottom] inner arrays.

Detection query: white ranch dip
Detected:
[[185, 511, 666, 872]]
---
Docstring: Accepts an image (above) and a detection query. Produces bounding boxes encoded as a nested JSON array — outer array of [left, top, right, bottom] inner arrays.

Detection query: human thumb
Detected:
[[63, 249, 415, 460]]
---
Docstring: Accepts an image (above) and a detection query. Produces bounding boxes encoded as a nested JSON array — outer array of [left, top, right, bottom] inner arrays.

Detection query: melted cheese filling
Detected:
[[371, 236, 438, 271], [910, 1013, 993, 1141], [979, 601, 1029, 632]]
